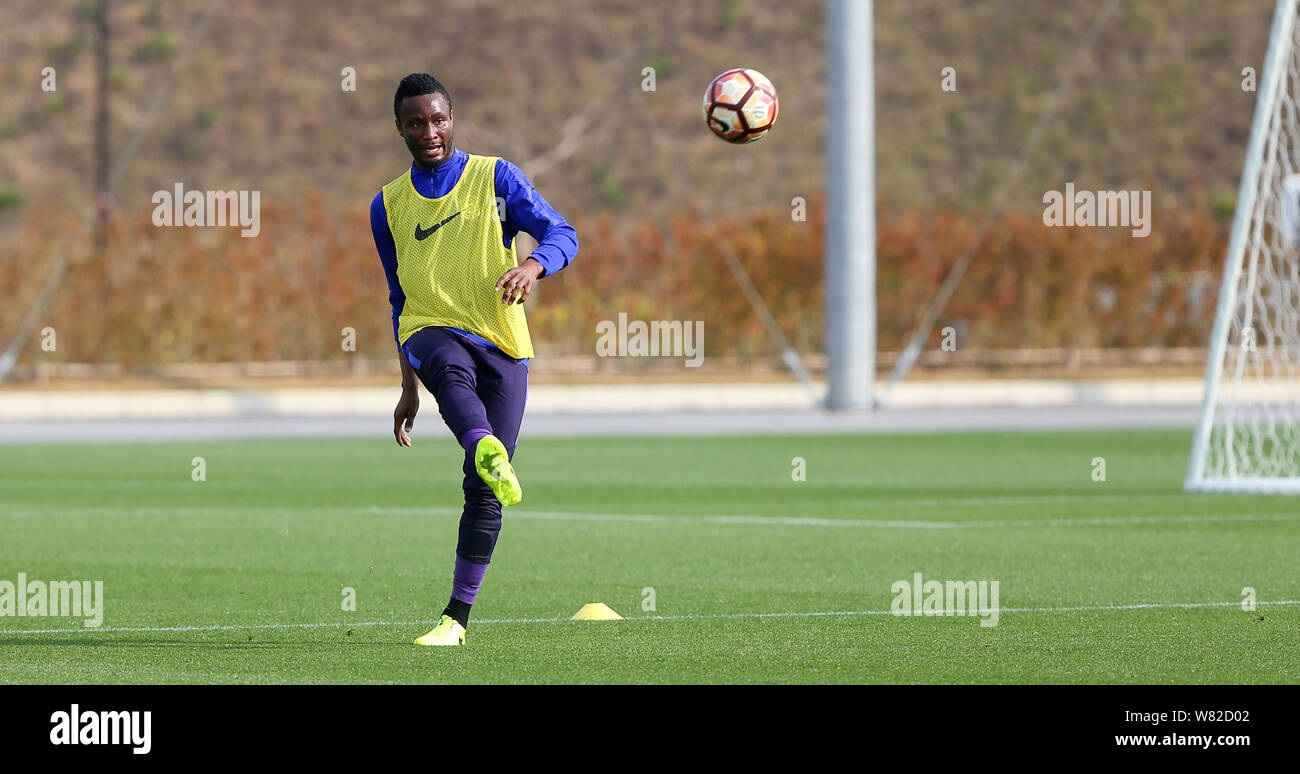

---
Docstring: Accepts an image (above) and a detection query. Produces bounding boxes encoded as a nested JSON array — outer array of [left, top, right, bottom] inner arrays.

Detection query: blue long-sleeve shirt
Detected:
[[370, 147, 578, 361]]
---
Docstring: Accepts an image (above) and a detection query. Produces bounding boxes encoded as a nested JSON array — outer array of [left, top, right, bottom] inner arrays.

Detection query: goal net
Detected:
[[1188, 0, 1300, 492]]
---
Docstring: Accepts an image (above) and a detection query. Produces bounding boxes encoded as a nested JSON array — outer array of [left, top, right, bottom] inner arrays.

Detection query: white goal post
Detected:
[[1187, 0, 1300, 493]]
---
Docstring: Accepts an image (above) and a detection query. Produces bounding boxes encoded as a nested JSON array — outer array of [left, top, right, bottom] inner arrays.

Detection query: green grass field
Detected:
[[1, 428, 1297, 683]]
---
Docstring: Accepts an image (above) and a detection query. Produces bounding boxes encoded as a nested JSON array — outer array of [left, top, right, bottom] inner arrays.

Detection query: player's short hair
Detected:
[[393, 73, 453, 119]]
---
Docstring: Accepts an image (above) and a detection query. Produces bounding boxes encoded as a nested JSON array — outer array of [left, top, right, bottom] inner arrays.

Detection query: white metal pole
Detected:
[[825, 0, 875, 410]]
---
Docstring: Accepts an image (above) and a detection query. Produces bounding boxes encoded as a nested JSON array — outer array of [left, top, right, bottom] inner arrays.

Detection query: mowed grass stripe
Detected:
[[3, 599, 1298, 636]]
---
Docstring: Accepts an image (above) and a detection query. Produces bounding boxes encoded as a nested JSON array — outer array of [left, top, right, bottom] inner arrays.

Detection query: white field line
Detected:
[[3, 504, 1296, 530], [1, 600, 1296, 637], [0, 487, 1233, 511], [496, 510, 1300, 529]]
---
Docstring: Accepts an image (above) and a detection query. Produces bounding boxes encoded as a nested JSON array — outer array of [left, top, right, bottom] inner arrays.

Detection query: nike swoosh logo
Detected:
[[414, 211, 461, 241]]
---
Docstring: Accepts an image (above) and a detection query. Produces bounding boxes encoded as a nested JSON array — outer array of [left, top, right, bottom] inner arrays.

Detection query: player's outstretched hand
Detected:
[[394, 388, 419, 447], [495, 257, 545, 305]]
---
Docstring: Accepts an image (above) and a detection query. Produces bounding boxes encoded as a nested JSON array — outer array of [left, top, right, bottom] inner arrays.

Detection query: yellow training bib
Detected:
[[383, 154, 534, 358]]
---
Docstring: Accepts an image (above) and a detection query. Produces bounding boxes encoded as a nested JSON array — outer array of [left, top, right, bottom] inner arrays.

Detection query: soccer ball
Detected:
[[702, 68, 779, 144]]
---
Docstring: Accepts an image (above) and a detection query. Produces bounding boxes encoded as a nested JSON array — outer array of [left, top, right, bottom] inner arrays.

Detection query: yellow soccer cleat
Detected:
[[475, 434, 522, 506], [414, 614, 466, 646]]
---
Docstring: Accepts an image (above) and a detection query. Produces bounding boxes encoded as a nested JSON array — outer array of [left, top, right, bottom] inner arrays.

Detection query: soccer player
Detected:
[[371, 73, 578, 646]]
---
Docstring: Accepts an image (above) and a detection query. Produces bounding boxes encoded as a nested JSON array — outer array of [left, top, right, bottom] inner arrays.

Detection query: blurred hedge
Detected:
[[0, 195, 1228, 365]]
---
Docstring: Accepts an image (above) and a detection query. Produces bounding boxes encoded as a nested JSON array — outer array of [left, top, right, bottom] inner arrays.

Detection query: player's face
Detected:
[[396, 93, 454, 169]]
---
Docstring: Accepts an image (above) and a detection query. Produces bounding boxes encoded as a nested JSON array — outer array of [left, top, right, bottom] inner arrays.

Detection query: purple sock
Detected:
[[459, 427, 491, 452], [451, 557, 489, 605]]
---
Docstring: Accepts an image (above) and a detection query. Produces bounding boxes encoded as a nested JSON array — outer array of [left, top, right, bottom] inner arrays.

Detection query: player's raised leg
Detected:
[[405, 326, 522, 505]]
